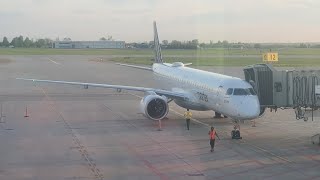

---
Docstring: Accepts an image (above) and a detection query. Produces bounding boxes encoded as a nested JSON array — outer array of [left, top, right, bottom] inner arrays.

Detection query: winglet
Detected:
[[153, 21, 163, 63]]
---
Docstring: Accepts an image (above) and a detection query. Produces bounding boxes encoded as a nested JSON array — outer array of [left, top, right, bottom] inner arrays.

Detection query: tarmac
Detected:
[[0, 55, 320, 180]]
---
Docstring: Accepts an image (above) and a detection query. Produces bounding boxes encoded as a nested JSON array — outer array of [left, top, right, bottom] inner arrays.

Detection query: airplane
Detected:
[[17, 21, 262, 136]]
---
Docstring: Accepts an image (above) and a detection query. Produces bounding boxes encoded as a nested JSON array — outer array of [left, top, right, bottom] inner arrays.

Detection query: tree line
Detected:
[[128, 39, 199, 49], [128, 39, 251, 49], [1, 36, 319, 49], [129, 40, 320, 49], [0, 36, 53, 48]]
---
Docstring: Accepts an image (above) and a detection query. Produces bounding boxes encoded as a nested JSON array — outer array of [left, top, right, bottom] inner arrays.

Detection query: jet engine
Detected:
[[140, 94, 169, 120]]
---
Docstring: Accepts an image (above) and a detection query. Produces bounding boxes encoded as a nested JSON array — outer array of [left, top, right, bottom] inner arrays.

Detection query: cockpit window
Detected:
[[226, 88, 233, 95], [233, 88, 249, 95], [233, 88, 256, 95], [249, 88, 256, 95]]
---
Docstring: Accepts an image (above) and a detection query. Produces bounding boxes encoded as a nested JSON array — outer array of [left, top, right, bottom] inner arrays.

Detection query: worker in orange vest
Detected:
[[208, 126, 220, 152]]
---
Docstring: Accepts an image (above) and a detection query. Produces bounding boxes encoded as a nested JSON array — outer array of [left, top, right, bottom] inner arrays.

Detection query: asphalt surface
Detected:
[[0, 55, 320, 180]]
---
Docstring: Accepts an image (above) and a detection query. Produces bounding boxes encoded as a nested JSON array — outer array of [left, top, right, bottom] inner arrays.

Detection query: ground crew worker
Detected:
[[184, 109, 192, 130], [208, 126, 220, 152]]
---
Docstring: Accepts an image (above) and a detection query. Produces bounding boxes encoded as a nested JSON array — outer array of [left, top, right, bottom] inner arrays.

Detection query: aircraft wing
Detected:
[[115, 63, 152, 71], [16, 78, 188, 100]]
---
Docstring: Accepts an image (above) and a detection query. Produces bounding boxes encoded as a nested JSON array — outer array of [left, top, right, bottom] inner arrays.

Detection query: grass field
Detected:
[[1, 47, 320, 56], [1, 48, 320, 66], [0, 48, 151, 55]]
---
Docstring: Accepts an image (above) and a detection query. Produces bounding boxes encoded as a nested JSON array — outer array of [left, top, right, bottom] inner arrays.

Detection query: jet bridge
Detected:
[[243, 64, 320, 121]]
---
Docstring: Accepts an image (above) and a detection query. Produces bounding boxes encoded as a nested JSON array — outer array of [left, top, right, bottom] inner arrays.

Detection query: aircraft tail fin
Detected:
[[153, 21, 163, 63]]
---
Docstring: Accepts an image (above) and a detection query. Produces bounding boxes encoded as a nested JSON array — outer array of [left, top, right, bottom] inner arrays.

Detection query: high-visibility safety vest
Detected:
[[209, 130, 216, 140], [184, 111, 192, 119]]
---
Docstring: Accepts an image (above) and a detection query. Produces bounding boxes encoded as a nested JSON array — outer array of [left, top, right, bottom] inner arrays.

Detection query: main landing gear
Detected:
[[213, 112, 228, 118], [231, 120, 242, 139]]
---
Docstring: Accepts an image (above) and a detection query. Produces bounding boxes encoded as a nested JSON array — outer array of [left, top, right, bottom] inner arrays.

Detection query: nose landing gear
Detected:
[[213, 112, 228, 118], [231, 120, 242, 139]]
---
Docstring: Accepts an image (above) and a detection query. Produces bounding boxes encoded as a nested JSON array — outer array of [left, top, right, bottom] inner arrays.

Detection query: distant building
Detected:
[[53, 40, 125, 49]]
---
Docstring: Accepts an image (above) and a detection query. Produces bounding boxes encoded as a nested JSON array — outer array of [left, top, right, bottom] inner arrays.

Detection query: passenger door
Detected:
[[224, 88, 232, 104], [216, 86, 224, 106]]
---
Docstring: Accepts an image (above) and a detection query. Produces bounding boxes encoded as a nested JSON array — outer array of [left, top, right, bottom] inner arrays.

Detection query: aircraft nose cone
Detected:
[[246, 104, 260, 119], [239, 97, 260, 119]]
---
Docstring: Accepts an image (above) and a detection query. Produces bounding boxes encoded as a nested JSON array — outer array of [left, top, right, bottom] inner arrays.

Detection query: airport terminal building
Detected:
[[53, 40, 125, 49]]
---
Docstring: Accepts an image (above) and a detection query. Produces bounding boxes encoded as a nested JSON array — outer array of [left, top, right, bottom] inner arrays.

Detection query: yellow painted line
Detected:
[[39, 87, 105, 179]]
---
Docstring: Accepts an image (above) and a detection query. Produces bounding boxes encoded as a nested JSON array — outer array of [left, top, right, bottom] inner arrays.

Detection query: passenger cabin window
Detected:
[[226, 88, 233, 95]]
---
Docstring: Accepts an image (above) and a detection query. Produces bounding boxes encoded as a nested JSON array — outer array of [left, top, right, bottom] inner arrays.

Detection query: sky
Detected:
[[0, 0, 320, 43]]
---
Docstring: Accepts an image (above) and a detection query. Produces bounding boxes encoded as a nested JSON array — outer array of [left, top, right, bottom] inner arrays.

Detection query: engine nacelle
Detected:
[[140, 94, 169, 120]]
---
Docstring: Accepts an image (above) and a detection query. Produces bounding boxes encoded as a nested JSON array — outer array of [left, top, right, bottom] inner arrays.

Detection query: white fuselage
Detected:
[[152, 63, 260, 120]]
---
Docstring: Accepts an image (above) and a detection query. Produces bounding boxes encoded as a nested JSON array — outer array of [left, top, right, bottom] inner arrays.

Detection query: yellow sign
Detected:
[[262, 53, 278, 62]]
